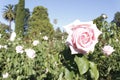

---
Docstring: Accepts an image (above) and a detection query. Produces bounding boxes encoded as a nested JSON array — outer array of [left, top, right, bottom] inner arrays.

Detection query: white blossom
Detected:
[[2, 72, 9, 78], [25, 49, 36, 59], [33, 40, 39, 46], [43, 36, 48, 40], [3, 45, 7, 49], [16, 45, 24, 54], [0, 45, 7, 49]]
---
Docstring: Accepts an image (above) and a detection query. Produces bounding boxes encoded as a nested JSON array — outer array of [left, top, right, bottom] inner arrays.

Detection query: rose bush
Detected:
[[0, 18, 120, 80], [64, 20, 102, 54], [62, 19, 120, 79], [63, 20, 103, 80]]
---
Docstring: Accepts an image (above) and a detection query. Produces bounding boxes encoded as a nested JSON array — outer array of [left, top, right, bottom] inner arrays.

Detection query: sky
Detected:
[[0, 0, 120, 31]]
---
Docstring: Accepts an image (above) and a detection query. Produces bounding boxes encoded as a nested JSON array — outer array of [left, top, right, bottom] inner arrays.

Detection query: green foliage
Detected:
[[54, 27, 63, 40], [89, 21, 120, 79], [0, 36, 62, 79], [15, 0, 25, 37], [93, 14, 107, 29], [0, 23, 10, 44], [74, 56, 89, 75], [28, 6, 54, 40], [89, 62, 99, 80], [74, 56, 99, 80]]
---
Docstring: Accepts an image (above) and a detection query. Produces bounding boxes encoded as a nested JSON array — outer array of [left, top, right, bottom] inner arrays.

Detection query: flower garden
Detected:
[[0, 17, 120, 80], [0, 0, 120, 80]]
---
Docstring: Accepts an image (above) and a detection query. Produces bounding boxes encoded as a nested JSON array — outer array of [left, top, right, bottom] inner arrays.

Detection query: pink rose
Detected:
[[102, 45, 115, 56], [63, 20, 102, 54]]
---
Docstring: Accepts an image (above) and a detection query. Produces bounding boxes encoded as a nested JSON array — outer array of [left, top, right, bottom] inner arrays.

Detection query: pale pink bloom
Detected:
[[16, 45, 24, 54], [10, 32, 16, 41], [2, 72, 9, 78], [63, 20, 102, 54], [102, 45, 115, 56], [33, 40, 39, 46], [43, 36, 48, 40], [25, 49, 36, 59]]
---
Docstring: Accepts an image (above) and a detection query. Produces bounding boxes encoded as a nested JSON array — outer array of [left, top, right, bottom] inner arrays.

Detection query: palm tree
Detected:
[[3, 4, 15, 32]]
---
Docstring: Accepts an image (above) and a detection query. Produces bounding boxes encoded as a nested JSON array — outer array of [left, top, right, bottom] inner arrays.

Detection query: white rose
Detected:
[[25, 49, 36, 59], [33, 40, 39, 46], [16, 45, 24, 54]]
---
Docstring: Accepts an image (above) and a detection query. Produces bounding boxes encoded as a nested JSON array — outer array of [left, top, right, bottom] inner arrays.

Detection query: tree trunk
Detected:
[[9, 20, 12, 32]]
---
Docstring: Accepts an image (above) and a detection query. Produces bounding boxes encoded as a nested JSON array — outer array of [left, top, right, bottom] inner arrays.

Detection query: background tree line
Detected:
[[1, 0, 120, 40]]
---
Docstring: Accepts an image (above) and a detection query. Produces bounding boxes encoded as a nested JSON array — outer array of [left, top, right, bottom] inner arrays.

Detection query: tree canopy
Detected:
[[28, 6, 54, 40], [112, 12, 120, 27]]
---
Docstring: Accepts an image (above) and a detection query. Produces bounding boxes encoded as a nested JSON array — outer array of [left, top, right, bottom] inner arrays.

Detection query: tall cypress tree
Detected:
[[15, 0, 25, 37]]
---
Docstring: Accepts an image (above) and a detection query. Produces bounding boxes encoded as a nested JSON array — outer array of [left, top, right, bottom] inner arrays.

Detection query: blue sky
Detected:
[[0, 0, 120, 30]]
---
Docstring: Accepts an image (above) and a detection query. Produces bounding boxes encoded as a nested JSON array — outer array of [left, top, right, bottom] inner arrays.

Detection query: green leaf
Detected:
[[58, 72, 64, 80], [17, 76, 22, 80], [74, 56, 89, 75], [64, 68, 74, 80], [89, 62, 99, 80]]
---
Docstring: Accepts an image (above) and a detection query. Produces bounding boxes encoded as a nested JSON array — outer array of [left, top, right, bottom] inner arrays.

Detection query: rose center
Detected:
[[77, 32, 91, 48], [81, 32, 90, 44]]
